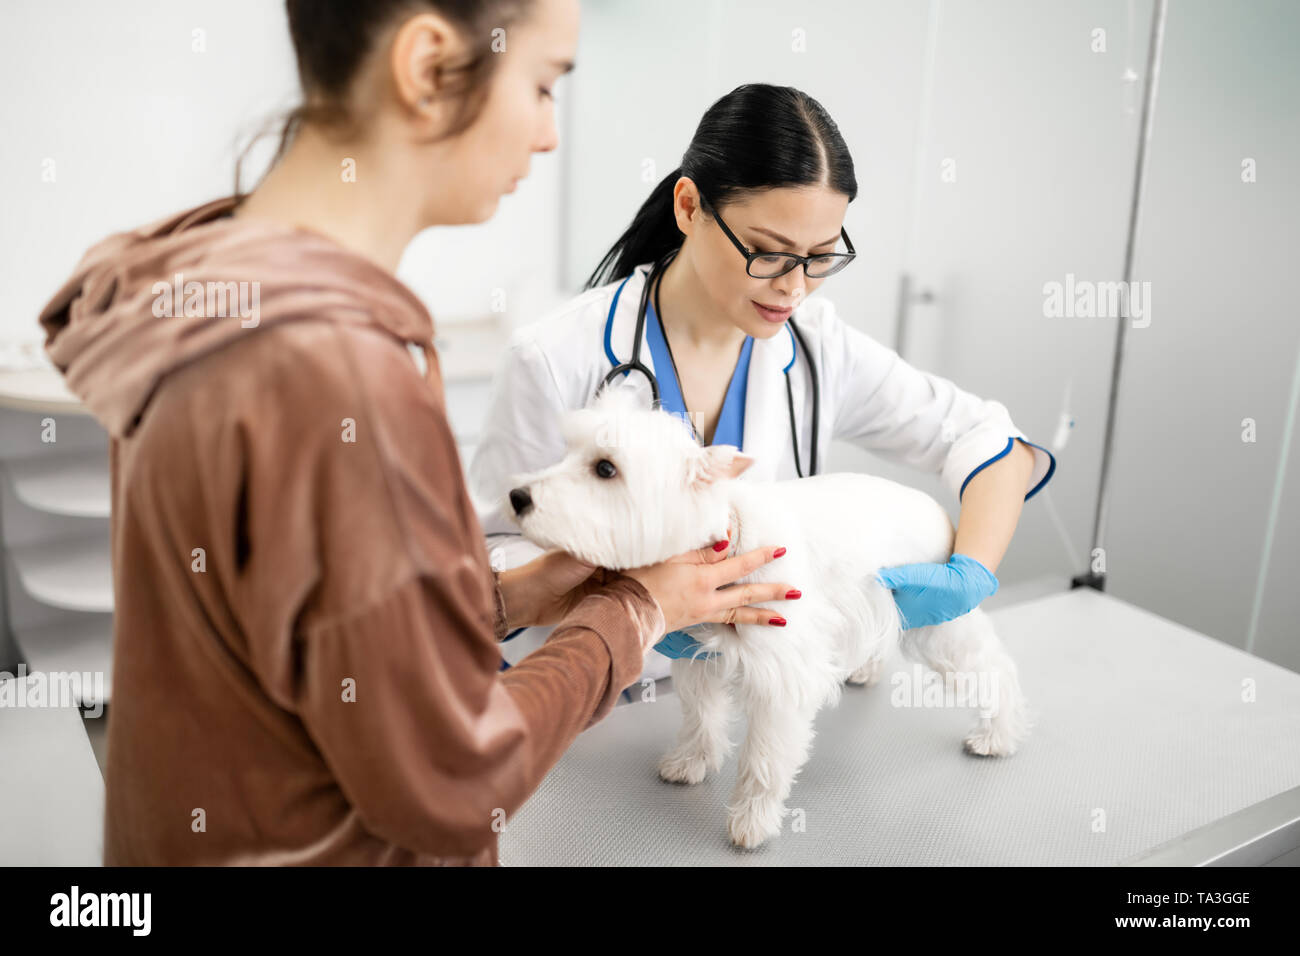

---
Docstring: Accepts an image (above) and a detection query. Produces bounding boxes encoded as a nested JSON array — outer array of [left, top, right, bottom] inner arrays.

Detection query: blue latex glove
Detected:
[[874, 553, 999, 630], [654, 629, 720, 660]]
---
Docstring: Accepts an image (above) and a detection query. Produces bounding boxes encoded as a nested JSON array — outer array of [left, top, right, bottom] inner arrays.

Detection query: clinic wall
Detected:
[[1106, 0, 1300, 672], [0, 0, 565, 351], [911, 0, 1158, 594], [0, 0, 296, 344], [825, 0, 1159, 599]]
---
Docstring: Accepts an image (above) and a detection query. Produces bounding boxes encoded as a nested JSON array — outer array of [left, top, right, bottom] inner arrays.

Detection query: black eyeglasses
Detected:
[[702, 195, 856, 279]]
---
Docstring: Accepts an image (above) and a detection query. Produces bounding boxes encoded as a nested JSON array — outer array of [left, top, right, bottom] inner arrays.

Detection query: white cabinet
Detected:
[[0, 325, 502, 708], [0, 363, 108, 864], [0, 367, 112, 708]]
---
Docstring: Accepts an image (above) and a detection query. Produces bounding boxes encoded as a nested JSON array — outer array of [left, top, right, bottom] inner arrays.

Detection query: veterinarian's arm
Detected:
[[876, 439, 1034, 629], [952, 438, 1036, 575], [824, 307, 1055, 504]]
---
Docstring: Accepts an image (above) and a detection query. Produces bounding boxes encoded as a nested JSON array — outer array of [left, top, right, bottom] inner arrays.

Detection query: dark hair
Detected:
[[585, 84, 858, 289], [235, 0, 534, 196]]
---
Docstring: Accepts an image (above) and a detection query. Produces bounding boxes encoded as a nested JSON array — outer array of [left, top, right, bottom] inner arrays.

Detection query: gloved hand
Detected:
[[654, 629, 720, 660], [874, 553, 999, 630]]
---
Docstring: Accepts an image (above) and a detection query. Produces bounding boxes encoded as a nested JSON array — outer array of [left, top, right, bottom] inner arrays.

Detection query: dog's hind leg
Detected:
[[846, 654, 885, 687], [899, 608, 1033, 757], [658, 658, 734, 785], [846, 580, 900, 687]]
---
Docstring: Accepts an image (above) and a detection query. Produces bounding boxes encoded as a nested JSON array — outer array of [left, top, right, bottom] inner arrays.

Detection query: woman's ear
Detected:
[[673, 177, 703, 236], [688, 444, 754, 487], [390, 12, 464, 123]]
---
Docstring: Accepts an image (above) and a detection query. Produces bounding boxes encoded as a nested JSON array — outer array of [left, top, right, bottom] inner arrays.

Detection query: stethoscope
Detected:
[[599, 247, 821, 478]]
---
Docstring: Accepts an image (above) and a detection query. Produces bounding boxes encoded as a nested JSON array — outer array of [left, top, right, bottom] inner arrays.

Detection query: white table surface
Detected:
[[0, 676, 104, 865], [498, 588, 1300, 866]]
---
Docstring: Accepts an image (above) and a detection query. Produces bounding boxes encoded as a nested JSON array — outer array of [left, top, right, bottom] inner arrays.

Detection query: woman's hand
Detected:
[[498, 540, 799, 634], [624, 541, 798, 634], [874, 552, 999, 630], [497, 550, 613, 629]]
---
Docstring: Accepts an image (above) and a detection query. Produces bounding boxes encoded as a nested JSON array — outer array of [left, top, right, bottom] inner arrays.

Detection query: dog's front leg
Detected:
[[658, 656, 733, 785], [726, 698, 818, 850]]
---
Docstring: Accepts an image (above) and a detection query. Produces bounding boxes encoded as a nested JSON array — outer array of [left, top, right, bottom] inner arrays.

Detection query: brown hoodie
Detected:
[[38, 195, 666, 866]]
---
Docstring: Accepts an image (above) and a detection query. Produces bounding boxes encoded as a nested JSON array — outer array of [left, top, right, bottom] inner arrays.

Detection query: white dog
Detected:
[[506, 387, 1032, 849]]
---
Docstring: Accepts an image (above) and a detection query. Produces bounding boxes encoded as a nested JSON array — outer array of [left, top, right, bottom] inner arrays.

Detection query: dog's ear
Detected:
[[689, 444, 754, 487], [561, 407, 600, 446]]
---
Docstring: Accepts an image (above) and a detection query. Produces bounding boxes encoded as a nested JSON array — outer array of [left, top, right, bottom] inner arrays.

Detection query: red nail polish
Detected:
[[769, 616, 787, 627], [773, 546, 787, 558], [785, 589, 801, 600], [713, 539, 730, 552]]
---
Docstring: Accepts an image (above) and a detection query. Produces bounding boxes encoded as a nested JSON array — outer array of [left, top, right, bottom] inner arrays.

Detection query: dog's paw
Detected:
[[962, 722, 1020, 757], [846, 656, 884, 687], [658, 748, 710, 785], [726, 796, 786, 849]]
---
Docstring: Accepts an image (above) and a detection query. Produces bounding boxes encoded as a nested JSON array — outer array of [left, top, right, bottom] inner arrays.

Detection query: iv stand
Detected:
[[1073, 0, 1169, 592]]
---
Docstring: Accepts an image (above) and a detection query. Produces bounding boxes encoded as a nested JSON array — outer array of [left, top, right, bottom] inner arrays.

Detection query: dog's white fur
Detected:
[[508, 386, 1032, 849]]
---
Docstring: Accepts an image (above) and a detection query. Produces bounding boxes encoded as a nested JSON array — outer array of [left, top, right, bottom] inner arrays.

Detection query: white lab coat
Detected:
[[468, 263, 1056, 684]]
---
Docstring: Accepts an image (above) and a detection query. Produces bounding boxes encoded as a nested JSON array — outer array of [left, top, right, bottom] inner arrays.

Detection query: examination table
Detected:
[[498, 588, 1300, 866], [2, 588, 1295, 866]]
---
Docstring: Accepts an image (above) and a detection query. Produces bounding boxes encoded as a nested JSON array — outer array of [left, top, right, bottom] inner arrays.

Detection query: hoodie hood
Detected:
[[38, 195, 437, 439]]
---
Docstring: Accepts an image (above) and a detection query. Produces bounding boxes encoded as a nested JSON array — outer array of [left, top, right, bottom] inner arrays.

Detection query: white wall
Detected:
[[1104, 0, 1300, 669], [4, 0, 1298, 671], [1, 0, 296, 343], [0, 0, 565, 353]]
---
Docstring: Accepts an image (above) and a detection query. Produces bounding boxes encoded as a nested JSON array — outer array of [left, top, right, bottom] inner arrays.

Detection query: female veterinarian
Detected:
[[37, 0, 798, 866], [470, 83, 1057, 684]]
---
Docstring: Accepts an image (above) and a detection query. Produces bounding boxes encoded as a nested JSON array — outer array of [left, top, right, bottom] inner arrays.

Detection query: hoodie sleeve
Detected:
[[251, 323, 663, 860], [296, 568, 662, 859]]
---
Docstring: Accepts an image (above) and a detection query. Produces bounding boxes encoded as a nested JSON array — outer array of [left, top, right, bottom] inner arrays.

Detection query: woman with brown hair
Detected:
[[37, 0, 795, 866]]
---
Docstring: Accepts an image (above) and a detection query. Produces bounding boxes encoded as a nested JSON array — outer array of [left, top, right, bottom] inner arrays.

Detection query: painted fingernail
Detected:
[[773, 546, 787, 558], [713, 539, 730, 552], [785, 589, 801, 600], [769, 616, 787, 626]]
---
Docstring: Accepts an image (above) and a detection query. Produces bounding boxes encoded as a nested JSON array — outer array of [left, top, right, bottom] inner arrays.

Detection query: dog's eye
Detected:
[[594, 459, 617, 479]]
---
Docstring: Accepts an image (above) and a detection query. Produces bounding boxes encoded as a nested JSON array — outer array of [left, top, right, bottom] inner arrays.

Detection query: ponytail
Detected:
[[585, 167, 684, 289]]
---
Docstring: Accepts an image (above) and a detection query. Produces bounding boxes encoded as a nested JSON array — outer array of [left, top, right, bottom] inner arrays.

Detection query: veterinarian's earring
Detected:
[[419, 95, 432, 108]]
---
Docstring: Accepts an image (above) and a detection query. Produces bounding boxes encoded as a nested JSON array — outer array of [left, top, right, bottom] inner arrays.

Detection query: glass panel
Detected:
[[1109, 0, 1300, 672], [840, 0, 1154, 604]]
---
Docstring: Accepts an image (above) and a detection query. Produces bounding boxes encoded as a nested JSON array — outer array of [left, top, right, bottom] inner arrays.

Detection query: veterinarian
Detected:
[[470, 83, 1057, 682], [36, 0, 797, 866]]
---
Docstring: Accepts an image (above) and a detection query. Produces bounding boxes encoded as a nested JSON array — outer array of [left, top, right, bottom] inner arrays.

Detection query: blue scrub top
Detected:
[[644, 297, 754, 448], [642, 298, 752, 665]]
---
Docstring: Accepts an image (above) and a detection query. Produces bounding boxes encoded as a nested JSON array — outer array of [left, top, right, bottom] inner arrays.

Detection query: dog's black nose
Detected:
[[509, 487, 533, 517]]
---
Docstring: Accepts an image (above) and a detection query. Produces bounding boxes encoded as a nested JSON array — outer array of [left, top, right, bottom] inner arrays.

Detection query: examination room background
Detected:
[[2, 0, 1298, 685]]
